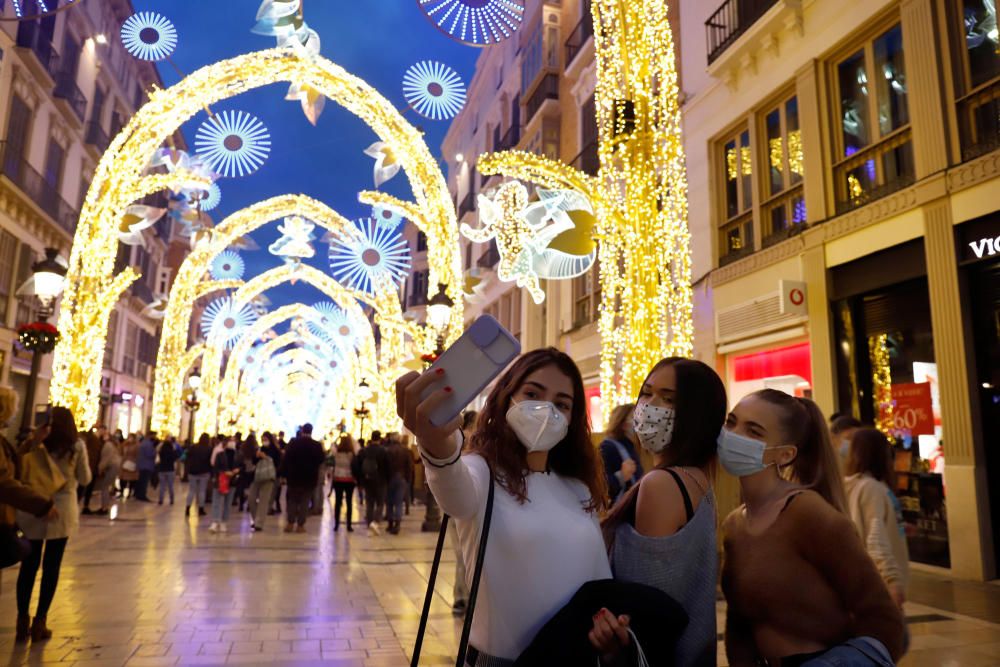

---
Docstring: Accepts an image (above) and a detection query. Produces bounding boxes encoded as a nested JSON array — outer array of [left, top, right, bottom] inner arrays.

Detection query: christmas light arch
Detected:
[[49, 48, 463, 428]]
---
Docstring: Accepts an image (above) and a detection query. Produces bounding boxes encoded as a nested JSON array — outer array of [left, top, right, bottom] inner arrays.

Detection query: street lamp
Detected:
[[17, 248, 67, 432], [184, 373, 201, 444], [422, 283, 454, 532]]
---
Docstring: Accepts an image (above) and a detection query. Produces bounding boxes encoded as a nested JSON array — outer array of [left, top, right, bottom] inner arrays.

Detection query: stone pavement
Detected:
[[0, 489, 997, 666]]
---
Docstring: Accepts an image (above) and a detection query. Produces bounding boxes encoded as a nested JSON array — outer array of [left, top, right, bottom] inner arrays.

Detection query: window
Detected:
[[952, 0, 1000, 160], [521, 25, 544, 94], [542, 118, 560, 160], [409, 269, 429, 307], [43, 140, 65, 190], [762, 96, 806, 246], [0, 229, 17, 324], [123, 322, 138, 377], [416, 231, 427, 253], [14, 243, 33, 326], [718, 127, 754, 264], [832, 24, 914, 214], [572, 261, 601, 327]]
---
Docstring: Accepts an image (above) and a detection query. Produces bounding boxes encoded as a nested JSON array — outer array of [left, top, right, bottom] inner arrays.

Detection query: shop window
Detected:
[[729, 342, 813, 406], [718, 127, 753, 265], [832, 24, 914, 214], [0, 229, 17, 324], [762, 96, 807, 247], [952, 0, 1000, 160], [834, 276, 949, 568]]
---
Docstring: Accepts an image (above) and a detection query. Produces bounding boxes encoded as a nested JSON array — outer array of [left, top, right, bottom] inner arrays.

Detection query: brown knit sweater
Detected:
[[722, 490, 905, 666]]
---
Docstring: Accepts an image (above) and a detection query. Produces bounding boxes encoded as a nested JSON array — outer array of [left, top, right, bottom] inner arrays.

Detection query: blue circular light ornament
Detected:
[[121, 11, 178, 61], [329, 217, 411, 294], [200, 297, 258, 349], [210, 251, 245, 281], [403, 61, 467, 121], [200, 183, 222, 211], [417, 0, 524, 46], [195, 110, 272, 178]]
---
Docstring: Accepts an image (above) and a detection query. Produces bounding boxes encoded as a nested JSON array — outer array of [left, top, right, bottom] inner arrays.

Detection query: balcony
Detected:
[[565, 3, 594, 68], [957, 77, 1000, 162], [85, 121, 111, 154], [457, 190, 476, 219], [705, 0, 779, 65], [15, 21, 60, 81], [0, 141, 79, 235], [571, 140, 600, 176], [496, 123, 521, 152], [54, 70, 87, 122], [525, 73, 560, 124], [477, 240, 500, 269]]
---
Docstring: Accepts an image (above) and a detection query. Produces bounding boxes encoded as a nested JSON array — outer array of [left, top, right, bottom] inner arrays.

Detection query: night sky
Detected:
[[138, 0, 479, 311]]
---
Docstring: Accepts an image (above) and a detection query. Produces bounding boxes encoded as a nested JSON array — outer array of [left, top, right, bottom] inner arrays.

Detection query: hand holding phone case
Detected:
[[421, 315, 521, 427]]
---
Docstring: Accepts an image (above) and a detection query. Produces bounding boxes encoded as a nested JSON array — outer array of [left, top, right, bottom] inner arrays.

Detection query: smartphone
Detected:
[[33, 405, 52, 428], [420, 315, 521, 427]]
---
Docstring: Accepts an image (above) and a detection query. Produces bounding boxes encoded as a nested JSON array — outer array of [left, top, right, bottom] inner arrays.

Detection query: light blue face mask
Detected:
[[717, 429, 770, 477]]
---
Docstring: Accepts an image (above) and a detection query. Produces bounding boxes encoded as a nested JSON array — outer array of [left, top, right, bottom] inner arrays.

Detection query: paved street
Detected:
[[0, 491, 997, 666]]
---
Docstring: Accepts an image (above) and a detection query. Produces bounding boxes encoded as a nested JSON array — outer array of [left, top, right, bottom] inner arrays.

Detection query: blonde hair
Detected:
[[0, 387, 18, 425]]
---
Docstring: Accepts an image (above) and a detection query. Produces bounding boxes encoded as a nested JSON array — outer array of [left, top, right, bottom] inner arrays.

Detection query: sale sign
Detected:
[[890, 382, 935, 436]]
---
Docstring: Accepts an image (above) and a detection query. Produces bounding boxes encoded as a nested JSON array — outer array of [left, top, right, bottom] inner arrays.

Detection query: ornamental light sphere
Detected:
[[195, 110, 272, 178], [121, 12, 178, 61], [200, 183, 222, 211], [200, 297, 259, 349], [402, 61, 467, 121], [417, 0, 524, 46], [210, 250, 245, 281], [329, 217, 411, 294]]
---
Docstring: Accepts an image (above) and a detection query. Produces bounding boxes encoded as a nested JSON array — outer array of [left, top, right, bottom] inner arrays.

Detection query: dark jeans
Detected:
[[16, 538, 68, 617], [286, 485, 313, 527], [364, 483, 386, 525], [387, 476, 407, 524], [332, 481, 355, 527], [80, 479, 96, 509], [136, 469, 154, 500]]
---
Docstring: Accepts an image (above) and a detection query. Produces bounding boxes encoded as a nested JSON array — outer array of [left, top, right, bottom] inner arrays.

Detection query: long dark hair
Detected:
[[44, 406, 79, 459], [601, 357, 727, 544], [469, 348, 605, 510], [753, 389, 847, 513], [605, 403, 635, 443], [847, 427, 895, 487], [197, 433, 211, 449]]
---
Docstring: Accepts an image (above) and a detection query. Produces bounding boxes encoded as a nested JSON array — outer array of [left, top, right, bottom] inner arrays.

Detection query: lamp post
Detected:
[[355, 379, 372, 437], [421, 283, 454, 532], [17, 248, 67, 432], [184, 373, 201, 444]]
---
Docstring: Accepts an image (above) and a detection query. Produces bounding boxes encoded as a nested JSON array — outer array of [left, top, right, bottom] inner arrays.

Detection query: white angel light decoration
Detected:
[[269, 216, 316, 258]]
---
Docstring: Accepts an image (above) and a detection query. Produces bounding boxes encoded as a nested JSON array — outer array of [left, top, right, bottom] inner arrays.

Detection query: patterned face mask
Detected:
[[632, 402, 676, 454]]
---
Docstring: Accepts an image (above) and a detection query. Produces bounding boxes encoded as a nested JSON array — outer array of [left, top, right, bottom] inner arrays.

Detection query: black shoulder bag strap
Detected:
[[411, 464, 496, 667]]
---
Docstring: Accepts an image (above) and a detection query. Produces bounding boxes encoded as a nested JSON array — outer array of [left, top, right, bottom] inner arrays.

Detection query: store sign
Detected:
[[968, 235, 1000, 259], [890, 382, 935, 436], [779, 280, 807, 316], [957, 215, 1000, 264]]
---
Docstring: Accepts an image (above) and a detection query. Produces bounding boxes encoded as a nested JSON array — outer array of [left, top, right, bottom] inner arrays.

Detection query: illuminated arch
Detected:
[[50, 48, 463, 427]]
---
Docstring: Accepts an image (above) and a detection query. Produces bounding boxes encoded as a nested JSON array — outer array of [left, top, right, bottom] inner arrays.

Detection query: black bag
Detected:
[[0, 524, 32, 569], [412, 465, 495, 667]]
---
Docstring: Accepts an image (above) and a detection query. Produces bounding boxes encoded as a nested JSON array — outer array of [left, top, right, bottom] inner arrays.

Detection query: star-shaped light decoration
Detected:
[[372, 204, 404, 232], [364, 142, 401, 188], [268, 216, 316, 258], [402, 61, 467, 121], [210, 250, 246, 280], [417, 0, 524, 46], [328, 217, 411, 294], [195, 110, 271, 178], [121, 11, 178, 61], [118, 205, 166, 247], [308, 302, 362, 352], [200, 297, 259, 349], [252, 0, 326, 124]]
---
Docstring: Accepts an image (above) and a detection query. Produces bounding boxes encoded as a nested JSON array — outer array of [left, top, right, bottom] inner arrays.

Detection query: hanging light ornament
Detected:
[[416, 0, 524, 46], [210, 251, 245, 281], [308, 302, 361, 351], [402, 61, 467, 121], [200, 297, 259, 349], [195, 110, 272, 178], [252, 0, 326, 124], [200, 183, 222, 212], [121, 12, 178, 61], [328, 217, 411, 294]]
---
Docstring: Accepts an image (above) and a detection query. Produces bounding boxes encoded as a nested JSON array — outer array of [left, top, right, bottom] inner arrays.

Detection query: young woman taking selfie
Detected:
[[720, 389, 905, 667], [397, 348, 609, 665]]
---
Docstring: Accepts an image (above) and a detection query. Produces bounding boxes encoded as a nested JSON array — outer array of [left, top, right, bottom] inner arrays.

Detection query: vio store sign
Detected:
[[968, 236, 1000, 259]]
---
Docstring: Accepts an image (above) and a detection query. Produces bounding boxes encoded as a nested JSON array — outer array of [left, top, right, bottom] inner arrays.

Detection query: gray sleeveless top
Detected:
[[611, 482, 717, 667]]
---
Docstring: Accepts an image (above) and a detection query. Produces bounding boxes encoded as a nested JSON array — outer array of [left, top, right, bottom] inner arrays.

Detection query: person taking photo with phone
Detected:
[[397, 347, 609, 665]]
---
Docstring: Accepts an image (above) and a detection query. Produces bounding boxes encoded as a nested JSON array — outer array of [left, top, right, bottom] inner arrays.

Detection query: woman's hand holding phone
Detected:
[[396, 368, 464, 459]]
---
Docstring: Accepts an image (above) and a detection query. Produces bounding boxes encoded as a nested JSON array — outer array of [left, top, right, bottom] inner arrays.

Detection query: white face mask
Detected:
[[506, 400, 569, 453], [632, 403, 676, 454], [717, 429, 795, 478]]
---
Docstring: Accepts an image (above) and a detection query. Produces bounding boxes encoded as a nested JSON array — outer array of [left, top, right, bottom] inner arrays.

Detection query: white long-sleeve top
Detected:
[[422, 434, 611, 660]]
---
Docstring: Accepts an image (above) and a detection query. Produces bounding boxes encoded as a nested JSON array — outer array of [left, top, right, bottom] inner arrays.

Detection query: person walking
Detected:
[[844, 428, 909, 610], [330, 434, 357, 532], [247, 433, 279, 531], [15, 406, 91, 643], [594, 358, 727, 666], [209, 437, 238, 533], [0, 388, 57, 604], [396, 348, 611, 663], [135, 433, 157, 501], [598, 403, 644, 505], [156, 439, 178, 505], [720, 389, 905, 666], [279, 424, 325, 533], [94, 430, 121, 515], [185, 434, 212, 517], [384, 434, 414, 535], [357, 432, 388, 535], [236, 434, 258, 512], [119, 435, 139, 499]]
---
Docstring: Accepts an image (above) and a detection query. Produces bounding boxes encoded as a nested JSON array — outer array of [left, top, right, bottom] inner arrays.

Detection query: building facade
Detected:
[[681, 0, 999, 580], [0, 0, 179, 436]]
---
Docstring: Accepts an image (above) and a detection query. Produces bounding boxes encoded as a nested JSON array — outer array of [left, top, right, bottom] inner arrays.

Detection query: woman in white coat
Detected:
[[15, 406, 90, 643]]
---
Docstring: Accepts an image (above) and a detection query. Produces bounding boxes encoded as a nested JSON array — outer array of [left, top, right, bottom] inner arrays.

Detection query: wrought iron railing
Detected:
[[54, 70, 87, 121], [571, 140, 600, 176], [565, 1, 594, 67], [15, 20, 60, 79], [833, 128, 914, 215], [705, 0, 779, 64], [957, 76, 1000, 162], [525, 73, 560, 123], [761, 185, 806, 248], [0, 141, 79, 235], [496, 123, 521, 152], [85, 121, 110, 153], [477, 240, 501, 269]]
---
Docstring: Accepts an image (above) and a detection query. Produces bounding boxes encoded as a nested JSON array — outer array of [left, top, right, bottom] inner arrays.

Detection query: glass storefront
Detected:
[[728, 341, 813, 406]]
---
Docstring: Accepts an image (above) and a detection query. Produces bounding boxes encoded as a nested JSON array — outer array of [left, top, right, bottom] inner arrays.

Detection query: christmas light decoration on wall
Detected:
[[417, 0, 524, 46], [329, 217, 411, 294], [402, 61, 467, 121], [121, 12, 178, 61], [49, 49, 463, 429], [195, 110, 272, 178], [478, 0, 694, 412]]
